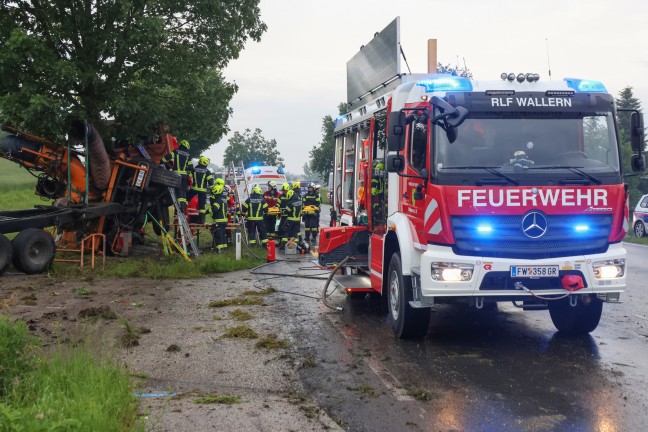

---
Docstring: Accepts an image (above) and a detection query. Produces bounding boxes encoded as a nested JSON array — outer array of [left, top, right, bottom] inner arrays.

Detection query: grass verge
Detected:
[[623, 233, 648, 246], [0, 315, 142, 431], [51, 251, 259, 279]]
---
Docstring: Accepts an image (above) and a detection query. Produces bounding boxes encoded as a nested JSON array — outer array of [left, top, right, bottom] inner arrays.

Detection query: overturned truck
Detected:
[[0, 122, 180, 275]]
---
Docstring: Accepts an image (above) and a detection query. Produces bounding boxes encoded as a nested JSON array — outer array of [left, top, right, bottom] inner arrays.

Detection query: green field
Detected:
[[0, 159, 45, 211]]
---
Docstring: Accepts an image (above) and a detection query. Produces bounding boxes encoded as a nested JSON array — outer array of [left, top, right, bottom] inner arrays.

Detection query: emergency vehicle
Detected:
[[245, 166, 287, 192], [319, 22, 645, 338]]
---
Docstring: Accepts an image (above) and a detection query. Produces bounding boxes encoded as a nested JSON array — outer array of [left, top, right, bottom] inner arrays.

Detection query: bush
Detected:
[[0, 316, 39, 398]]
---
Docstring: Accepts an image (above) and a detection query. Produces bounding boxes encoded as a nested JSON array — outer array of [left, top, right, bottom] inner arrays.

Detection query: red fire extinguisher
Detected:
[[266, 240, 276, 262]]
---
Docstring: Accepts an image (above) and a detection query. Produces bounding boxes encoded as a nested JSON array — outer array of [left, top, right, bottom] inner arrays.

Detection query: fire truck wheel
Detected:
[[387, 252, 431, 339], [11, 229, 56, 275], [0, 234, 13, 276], [548, 296, 603, 335]]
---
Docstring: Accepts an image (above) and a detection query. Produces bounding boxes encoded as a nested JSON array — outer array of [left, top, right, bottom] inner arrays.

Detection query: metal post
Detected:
[[235, 231, 241, 260], [84, 121, 89, 205]]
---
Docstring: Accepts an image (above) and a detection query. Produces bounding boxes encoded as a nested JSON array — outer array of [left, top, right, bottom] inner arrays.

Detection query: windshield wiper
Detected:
[[443, 166, 519, 185], [528, 165, 602, 185]]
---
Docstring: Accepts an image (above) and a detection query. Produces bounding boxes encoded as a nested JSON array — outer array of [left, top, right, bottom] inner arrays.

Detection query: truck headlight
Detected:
[[592, 259, 625, 279], [431, 262, 474, 282]]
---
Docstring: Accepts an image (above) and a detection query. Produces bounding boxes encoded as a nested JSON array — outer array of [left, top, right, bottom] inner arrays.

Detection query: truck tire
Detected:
[[150, 166, 182, 188], [0, 234, 13, 275], [387, 252, 431, 339], [548, 296, 603, 335], [11, 229, 56, 275]]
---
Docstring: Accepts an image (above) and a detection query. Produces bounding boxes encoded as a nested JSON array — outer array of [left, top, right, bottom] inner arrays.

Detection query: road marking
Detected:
[[364, 357, 416, 401]]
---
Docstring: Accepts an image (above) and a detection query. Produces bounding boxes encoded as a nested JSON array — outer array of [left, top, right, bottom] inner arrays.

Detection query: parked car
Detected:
[[633, 194, 648, 237]]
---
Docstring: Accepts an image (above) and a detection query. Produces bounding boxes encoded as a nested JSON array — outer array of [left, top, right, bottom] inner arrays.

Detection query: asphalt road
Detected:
[[270, 219, 648, 431]]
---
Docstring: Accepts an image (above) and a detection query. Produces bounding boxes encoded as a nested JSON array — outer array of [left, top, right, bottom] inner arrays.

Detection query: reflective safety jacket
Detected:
[[284, 195, 303, 221], [303, 192, 321, 211], [263, 190, 280, 209], [162, 148, 192, 174], [371, 176, 385, 195], [242, 193, 268, 220], [278, 192, 290, 211], [190, 165, 214, 192], [210, 191, 229, 223]]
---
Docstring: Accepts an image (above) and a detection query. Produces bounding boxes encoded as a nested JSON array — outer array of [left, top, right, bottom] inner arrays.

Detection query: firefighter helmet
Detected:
[[211, 184, 223, 194], [180, 140, 190, 149], [267, 180, 277, 189], [374, 161, 384, 171], [281, 182, 290, 191], [292, 181, 301, 189], [215, 178, 224, 186], [315, 184, 321, 190], [308, 182, 315, 189], [199, 156, 210, 166], [252, 185, 262, 194], [286, 189, 294, 199]]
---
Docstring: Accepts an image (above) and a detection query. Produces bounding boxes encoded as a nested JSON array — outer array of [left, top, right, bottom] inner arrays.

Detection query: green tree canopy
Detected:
[[0, 0, 266, 154], [437, 62, 473, 78], [309, 102, 349, 186], [616, 86, 642, 142], [615, 86, 647, 210], [223, 128, 282, 168]]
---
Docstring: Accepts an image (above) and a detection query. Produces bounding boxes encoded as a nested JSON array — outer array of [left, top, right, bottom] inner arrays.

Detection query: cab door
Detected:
[[399, 114, 429, 247]]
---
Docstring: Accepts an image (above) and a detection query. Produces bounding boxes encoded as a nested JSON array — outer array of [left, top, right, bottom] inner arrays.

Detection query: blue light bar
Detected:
[[477, 225, 493, 233], [251, 167, 261, 174], [416, 76, 473, 93], [574, 224, 589, 232], [563, 78, 607, 93]]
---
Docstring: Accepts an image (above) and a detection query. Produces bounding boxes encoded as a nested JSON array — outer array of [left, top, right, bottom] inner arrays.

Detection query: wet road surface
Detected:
[[264, 225, 648, 431]]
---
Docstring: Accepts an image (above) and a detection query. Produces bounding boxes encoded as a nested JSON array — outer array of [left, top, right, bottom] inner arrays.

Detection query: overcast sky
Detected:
[[204, 0, 648, 175]]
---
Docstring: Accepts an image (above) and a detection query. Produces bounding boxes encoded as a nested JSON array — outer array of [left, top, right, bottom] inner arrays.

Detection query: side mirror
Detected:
[[419, 167, 429, 180], [413, 184, 424, 201], [388, 111, 406, 151], [631, 112, 645, 153], [631, 153, 645, 172], [446, 126, 458, 144], [386, 154, 405, 172], [446, 106, 469, 128]]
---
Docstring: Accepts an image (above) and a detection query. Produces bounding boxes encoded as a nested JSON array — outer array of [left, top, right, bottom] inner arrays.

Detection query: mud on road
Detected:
[[0, 263, 341, 432]]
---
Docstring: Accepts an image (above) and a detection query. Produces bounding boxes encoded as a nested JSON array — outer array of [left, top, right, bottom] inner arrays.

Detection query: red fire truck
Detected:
[[320, 47, 645, 338]]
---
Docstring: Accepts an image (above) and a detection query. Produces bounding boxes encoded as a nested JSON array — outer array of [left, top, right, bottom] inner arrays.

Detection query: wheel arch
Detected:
[[385, 212, 421, 278]]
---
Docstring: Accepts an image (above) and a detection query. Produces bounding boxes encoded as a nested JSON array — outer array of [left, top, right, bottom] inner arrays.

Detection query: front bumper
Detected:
[[417, 243, 626, 298]]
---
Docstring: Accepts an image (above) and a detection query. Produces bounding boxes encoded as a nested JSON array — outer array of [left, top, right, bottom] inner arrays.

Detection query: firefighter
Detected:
[[284, 188, 303, 248], [278, 182, 291, 247], [291, 180, 301, 198], [371, 160, 385, 223], [263, 181, 280, 240], [161, 139, 192, 212], [186, 156, 214, 224], [209, 183, 228, 252], [303, 182, 321, 244], [315, 184, 322, 230], [242, 184, 268, 247]]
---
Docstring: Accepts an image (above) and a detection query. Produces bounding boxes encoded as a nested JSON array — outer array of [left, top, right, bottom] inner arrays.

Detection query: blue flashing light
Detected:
[[251, 167, 261, 174], [563, 78, 607, 93], [416, 76, 473, 93], [574, 224, 590, 233], [477, 225, 493, 234]]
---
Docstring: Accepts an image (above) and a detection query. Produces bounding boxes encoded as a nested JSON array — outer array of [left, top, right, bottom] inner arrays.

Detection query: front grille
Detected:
[[451, 214, 612, 259], [479, 270, 587, 291]]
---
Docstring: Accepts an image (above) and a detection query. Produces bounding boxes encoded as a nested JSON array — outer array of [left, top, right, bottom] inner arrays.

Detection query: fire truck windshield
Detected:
[[435, 112, 620, 183]]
